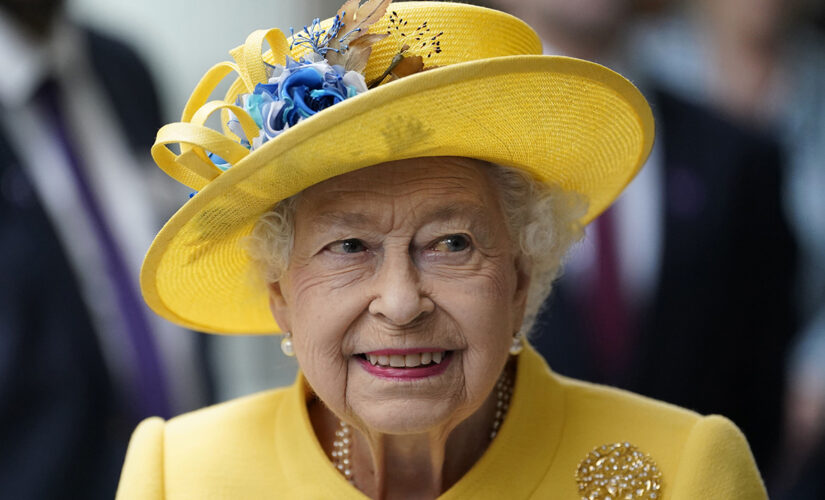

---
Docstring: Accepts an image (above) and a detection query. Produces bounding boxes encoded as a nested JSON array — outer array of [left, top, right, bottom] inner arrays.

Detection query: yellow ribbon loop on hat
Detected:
[[223, 77, 251, 114], [173, 149, 223, 189], [230, 28, 290, 91], [152, 122, 251, 190], [151, 28, 290, 192], [178, 101, 258, 173], [181, 61, 242, 123], [220, 80, 252, 140], [190, 100, 261, 146]]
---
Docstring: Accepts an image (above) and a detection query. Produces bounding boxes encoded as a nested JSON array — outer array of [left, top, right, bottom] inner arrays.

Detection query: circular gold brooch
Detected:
[[575, 442, 663, 500]]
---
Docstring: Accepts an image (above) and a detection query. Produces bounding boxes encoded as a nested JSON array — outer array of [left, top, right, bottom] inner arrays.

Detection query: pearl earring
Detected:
[[509, 334, 524, 355], [280, 331, 295, 357]]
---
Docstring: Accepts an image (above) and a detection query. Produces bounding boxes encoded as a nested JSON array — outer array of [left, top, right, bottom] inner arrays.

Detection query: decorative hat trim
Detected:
[[152, 0, 445, 193]]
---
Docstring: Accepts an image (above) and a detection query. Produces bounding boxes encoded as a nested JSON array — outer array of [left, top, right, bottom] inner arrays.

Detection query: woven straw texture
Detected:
[[142, 2, 654, 334]]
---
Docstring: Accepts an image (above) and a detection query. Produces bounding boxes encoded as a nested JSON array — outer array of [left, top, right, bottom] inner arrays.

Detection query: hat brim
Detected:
[[141, 54, 654, 334]]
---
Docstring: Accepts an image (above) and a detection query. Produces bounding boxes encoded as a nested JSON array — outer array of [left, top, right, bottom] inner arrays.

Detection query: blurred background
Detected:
[[0, 0, 822, 498], [68, 0, 340, 124]]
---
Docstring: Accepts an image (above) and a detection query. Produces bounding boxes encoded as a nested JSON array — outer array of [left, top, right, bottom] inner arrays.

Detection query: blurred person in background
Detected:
[[631, 0, 825, 493], [0, 0, 207, 498], [484, 0, 796, 483]]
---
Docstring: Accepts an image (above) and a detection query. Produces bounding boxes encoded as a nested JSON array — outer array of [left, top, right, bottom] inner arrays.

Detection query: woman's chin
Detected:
[[350, 399, 458, 435]]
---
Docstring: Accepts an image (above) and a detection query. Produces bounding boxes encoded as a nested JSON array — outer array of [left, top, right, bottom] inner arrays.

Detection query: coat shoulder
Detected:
[[164, 386, 289, 440], [670, 414, 768, 499], [548, 376, 766, 499], [558, 374, 702, 428], [116, 388, 292, 499]]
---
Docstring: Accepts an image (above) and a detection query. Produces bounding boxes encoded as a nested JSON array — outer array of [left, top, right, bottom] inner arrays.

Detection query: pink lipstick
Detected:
[[355, 350, 453, 380]]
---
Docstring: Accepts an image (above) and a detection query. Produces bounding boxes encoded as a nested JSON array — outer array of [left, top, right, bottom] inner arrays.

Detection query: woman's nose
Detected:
[[368, 251, 434, 326]]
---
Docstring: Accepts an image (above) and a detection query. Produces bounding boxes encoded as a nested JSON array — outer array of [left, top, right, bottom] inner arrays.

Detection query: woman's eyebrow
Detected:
[[422, 204, 495, 238]]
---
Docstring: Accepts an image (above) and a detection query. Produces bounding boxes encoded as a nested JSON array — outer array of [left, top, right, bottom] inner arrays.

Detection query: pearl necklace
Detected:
[[331, 370, 515, 484]]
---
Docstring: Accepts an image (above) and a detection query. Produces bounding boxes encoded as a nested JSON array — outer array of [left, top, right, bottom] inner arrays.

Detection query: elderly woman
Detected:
[[118, 2, 766, 498]]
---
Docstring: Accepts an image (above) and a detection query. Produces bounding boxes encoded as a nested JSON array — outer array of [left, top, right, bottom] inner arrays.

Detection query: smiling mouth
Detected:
[[355, 351, 453, 368]]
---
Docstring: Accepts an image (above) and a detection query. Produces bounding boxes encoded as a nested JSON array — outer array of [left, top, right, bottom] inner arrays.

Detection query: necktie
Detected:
[[588, 207, 634, 382], [36, 79, 171, 419]]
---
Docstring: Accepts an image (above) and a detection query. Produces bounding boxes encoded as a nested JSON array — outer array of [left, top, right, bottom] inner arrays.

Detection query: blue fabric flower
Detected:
[[271, 66, 341, 128], [227, 57, 367, 153]]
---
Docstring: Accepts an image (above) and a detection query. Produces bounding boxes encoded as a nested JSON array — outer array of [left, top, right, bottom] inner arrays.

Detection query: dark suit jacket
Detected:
[[782, 434, 825, 500], [0, 28, 163, 500], [533, 89, 796, 477]]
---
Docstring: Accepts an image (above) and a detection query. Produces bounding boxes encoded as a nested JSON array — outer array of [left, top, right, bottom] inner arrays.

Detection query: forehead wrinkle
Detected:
[[308, 211, 375, 231], [418, 203, 494, 236], [297, 158, 502, 235]]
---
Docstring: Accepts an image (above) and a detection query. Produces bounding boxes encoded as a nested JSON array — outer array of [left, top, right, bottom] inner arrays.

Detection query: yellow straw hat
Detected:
[[141, 1, 654, 335]]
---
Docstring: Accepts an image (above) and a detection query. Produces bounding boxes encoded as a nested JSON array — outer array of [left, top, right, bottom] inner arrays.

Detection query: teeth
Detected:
[[405, 354, 421, 367], [365, 351, 447, 368]]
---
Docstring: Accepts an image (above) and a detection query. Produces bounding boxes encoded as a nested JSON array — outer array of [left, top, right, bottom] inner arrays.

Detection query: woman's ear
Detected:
[[268, 281, 292, 332], [512, 255, 531, 323]]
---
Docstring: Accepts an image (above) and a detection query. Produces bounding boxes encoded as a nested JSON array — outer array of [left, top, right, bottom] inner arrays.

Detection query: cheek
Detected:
[[295, 340, 350, 413], [428, 263, 518, 392], [286, 271, 372, 415], [286, 265, 372, 345], [429, 260, 519, 334]]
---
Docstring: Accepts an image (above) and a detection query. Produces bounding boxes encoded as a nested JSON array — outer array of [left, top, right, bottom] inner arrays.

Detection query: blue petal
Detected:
[[291, 87, 316, 118], [278, 95, 300, 128], [278, 67, 324, 99], [208, 151, 231, 171], [254, 82, 279, 98], [310, 88, 345, 104], [243, 94, 265, 129]]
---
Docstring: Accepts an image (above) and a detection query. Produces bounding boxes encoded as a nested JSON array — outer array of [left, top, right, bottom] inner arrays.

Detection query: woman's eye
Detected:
[[326, 238, 367, 254], [431, 234, 471, 252]]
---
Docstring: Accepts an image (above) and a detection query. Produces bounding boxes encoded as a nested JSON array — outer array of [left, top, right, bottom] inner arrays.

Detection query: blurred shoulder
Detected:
[[82, 26, 163, 152], [652, 87, 781, 164]]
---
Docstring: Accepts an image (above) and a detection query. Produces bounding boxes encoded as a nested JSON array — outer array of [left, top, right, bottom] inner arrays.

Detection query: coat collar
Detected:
[[274, 343, 566, 498]]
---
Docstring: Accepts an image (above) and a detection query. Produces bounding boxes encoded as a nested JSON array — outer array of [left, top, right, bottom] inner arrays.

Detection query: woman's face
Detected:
[[269, 157, 529, 434]]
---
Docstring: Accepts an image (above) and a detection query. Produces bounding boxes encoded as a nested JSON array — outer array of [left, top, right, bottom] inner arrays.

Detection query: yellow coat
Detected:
[[117, 346, 766, 499]]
